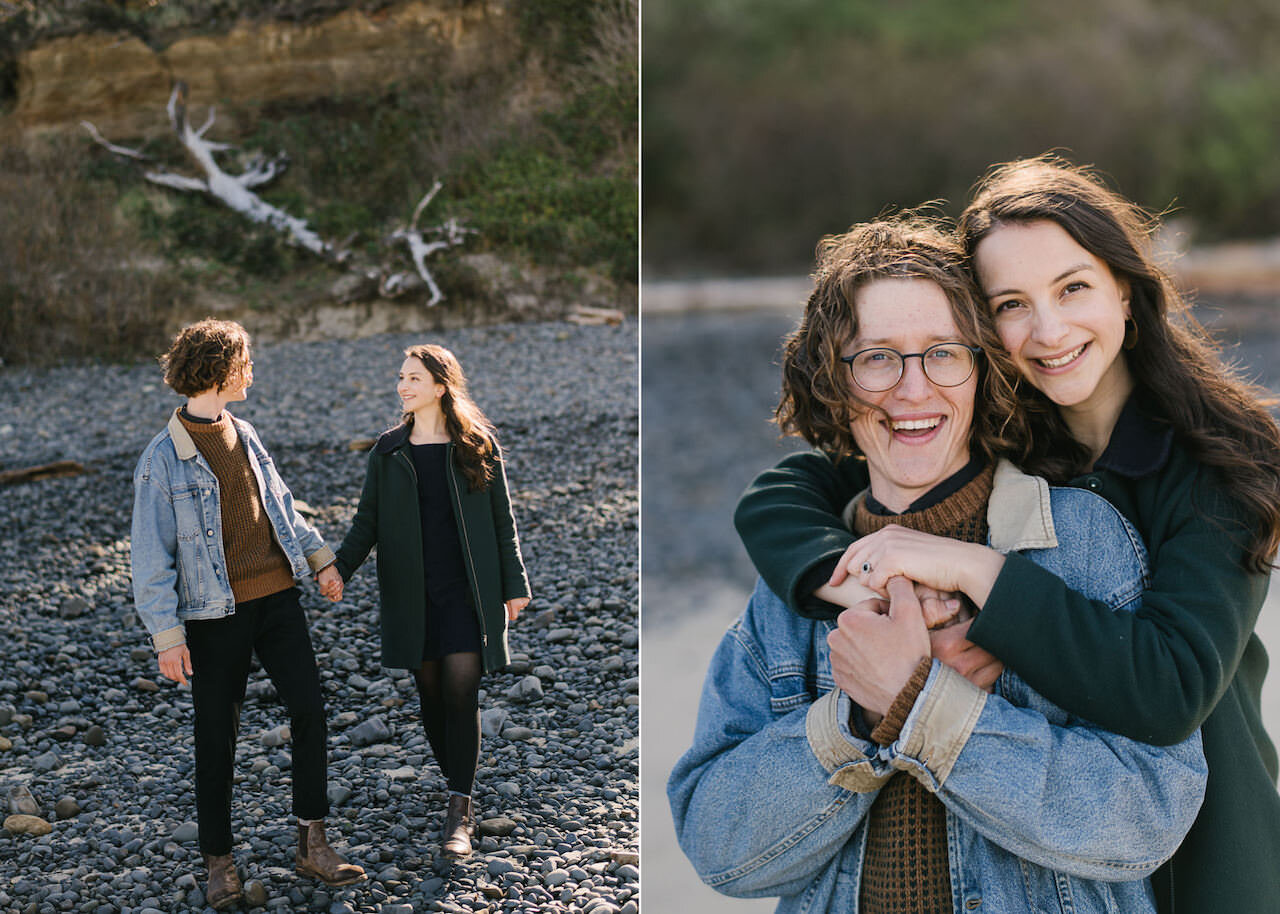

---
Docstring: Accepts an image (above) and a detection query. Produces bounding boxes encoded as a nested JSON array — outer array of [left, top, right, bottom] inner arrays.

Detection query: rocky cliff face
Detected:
[[10, 1, 518, 136]]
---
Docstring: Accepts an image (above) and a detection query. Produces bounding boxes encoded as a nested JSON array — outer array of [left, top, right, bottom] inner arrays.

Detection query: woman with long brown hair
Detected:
[[332, 343, 531, 858], [734, 156, 1280, 911], [670, 213, 1205, 914]]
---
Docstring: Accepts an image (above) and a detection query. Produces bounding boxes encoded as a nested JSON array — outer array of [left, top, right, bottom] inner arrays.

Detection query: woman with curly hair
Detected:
[[734, 156, 1280, 911], [333, 343, 531, 858], [130, 318, 363, 910], [670, 213, 1205, 913]]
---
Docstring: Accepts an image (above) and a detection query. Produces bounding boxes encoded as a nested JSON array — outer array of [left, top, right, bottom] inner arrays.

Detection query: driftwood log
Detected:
[[0, 461, 87, 486], [83, 82, 474, 304], [567, 306, 626, 326]]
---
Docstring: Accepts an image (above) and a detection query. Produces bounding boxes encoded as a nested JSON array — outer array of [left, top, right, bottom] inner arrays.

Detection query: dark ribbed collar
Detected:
[[1093, 389, 1173, 478], [179, 405, 220, 425], [864, 454, 987, 516]]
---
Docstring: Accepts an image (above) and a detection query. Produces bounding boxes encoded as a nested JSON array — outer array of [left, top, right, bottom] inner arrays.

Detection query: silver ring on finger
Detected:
[[861, 561, 873, 575]]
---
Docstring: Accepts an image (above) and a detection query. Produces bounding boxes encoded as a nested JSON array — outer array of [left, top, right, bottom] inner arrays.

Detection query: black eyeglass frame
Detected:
[[839, 342, 983, 392]]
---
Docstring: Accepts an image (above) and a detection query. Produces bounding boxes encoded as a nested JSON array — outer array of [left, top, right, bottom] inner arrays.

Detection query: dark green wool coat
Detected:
[[334, 425, 530, 673], [735, 414, 1280, 912]]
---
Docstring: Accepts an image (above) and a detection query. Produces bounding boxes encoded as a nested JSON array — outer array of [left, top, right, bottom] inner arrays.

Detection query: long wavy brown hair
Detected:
[[777, 212, 1030, 468], [402, 344, 497, 491], [959, 154, 1280, 572]]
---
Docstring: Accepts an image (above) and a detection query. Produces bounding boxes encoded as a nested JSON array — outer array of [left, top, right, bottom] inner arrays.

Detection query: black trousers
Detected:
[[185, 587, 329, 855]]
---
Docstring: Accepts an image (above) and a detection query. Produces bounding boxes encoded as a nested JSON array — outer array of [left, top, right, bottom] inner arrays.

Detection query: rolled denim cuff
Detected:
[[306, 546, 336, 574], [152, 626, 187, 653], [806, 688, 893, 793], [895, 661, 987, 790]]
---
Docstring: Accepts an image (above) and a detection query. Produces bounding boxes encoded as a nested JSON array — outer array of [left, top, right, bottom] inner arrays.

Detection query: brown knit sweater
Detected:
[[852, 463, 995, 914], [178, 410, 295, 603]]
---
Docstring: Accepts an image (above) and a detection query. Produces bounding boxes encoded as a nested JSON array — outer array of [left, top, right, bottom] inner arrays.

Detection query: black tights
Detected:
[[412, 651, 483, 796]]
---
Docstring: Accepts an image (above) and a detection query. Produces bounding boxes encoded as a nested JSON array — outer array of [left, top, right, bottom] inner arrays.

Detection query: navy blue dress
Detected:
[[409, 443, 482, 659]]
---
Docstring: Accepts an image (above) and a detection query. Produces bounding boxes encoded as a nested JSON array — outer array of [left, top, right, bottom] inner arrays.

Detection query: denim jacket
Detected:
[[130, 409, 335, 652], [668, 461, 1207, 914]]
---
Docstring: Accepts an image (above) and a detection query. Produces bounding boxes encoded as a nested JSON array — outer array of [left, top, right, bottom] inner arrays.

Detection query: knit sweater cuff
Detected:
[[870, 657, 932, 746]]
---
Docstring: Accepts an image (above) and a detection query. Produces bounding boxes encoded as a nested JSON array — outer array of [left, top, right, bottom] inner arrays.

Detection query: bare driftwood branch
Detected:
[[141, 172, 208, 193], [84, 83, 340, 261], [410, 180, 444, 230], [0, 461, 87, 486], [387, 184, 477, 306], [167, 83, 337, 259], [80, 121, 151, 161], [85, 84, 480, 301]]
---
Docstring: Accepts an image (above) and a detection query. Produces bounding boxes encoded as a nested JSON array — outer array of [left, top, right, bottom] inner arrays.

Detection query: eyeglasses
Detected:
[[840, 342, 982, 392]]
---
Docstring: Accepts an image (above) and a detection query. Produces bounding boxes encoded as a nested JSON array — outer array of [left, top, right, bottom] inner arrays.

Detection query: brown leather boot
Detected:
[[294, 821, 365, 886], [203, 853, 243, 910], [441, 794, 475, 858]]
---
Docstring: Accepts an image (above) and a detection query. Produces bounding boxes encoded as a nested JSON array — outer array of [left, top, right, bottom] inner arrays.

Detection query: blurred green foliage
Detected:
[[643, 0, 1280, 274]]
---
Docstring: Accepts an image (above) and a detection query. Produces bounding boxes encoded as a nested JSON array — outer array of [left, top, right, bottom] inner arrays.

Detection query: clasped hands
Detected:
[[316, 564, 343, 602], [157, 565, 347, 686], [825, 529, 1005, 721]]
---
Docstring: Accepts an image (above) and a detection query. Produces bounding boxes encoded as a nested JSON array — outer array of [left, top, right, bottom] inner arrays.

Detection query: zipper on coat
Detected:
[[400, 446, 490, 649], [445, 445, 489, 649]]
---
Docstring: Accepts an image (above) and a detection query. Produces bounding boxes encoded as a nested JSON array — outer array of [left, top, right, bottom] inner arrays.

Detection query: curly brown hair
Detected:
[[777, 213, 1029, 466], [402, 344, 497, 491], [959, 154, 1280, 572], [160, 319, 251, 397]]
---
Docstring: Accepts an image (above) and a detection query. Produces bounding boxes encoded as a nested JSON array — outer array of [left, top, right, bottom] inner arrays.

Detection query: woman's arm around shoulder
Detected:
[[733, 449, 869, 614], [971, 455, 1269, 744]]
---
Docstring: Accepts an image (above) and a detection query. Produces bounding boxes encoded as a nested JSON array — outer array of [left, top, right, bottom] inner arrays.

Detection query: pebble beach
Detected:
[[0, 319, 639, 914]]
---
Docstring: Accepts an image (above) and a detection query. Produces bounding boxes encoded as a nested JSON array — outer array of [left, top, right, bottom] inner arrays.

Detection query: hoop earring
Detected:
[[1123, 318, 1138, 350]]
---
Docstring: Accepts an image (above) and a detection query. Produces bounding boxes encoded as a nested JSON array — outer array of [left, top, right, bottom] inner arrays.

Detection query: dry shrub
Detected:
[[0, 136, 185, 366], [562, 0, 638, 166]]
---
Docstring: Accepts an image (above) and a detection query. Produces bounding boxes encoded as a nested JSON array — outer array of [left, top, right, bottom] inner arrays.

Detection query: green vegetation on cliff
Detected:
[[0, 0, 637, 365], [643, 0, 1280, 275]]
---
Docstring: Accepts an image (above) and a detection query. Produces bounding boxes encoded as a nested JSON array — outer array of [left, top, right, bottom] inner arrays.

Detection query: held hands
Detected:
[[158, 643, 194, 686], [828, 576, 1002, 721], [316, 565, 343, 602], [821, 575, 964, 630], [827, 576, 930, 718], [831, 525, 1005, 608], [929, 617, 1004, 693], [506, 597, 530, 622], [915, 583, 966, 631]]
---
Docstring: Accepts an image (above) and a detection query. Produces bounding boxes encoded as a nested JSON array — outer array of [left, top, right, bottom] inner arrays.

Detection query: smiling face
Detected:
[[845, 278, 977, 512], [397, 356, 445, 413], [974, 219, 1134, 424]]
